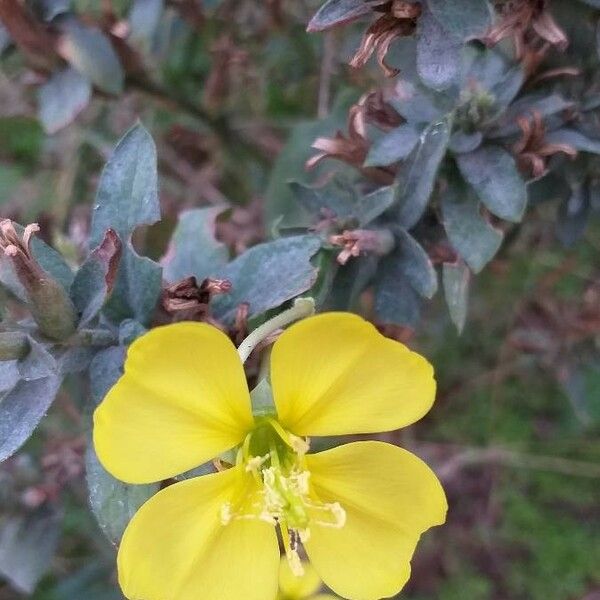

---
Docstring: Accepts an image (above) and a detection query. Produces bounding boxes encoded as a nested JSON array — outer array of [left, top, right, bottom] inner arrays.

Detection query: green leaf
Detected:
[[0, 508, 61, 594], [395, 118, 451, 228], [0, 375, 62, 462], [426, 0, 492, 39], [86, 347, 159, 545], [456, 144, 527, 222], [58, 19, 124, 95], [70, 229, 122, 327], [364, 124, 420, 167], [91, 124, 162, 325], [90, 124, 160, 248], [18, 337, 57, 381], [325, 255, 377, 311], [489, 94, 574, 138], [307, 0, 371, 32], [417, 10, 462, 90], [129, 0, 164, 49], [443, 261, 470, 333], [394, 229, 438, 299], [0, 361, 19, 393], [212, 235, 322, 323], [37, 67, 91, 134], [545, 128, 600, 154], [441, 174, 503, 273], [265, 93, 356, 228], [290, 179, 394, 226], [374, 267, 421, 327], [360, 186, 396, 225], [290, 178, 360, 224], [163, 207, 229, 283]]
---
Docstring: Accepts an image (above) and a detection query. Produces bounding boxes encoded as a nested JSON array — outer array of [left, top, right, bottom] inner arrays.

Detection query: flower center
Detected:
[[219, 418, 345, 576]]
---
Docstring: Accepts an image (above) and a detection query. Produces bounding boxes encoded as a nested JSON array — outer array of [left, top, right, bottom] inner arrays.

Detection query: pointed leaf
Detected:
[[307, 0, 371, 32], [395, 229, 438, 299], [395, 119, 451, 228], [162, 207, 229, 283], [91, 124, 162, 325], [374, 266, 421, 327], [57, 19, 124, 95], [70, 229, 122, 327], [441, 175, 503, 273], [545, 128, 600, 154], [364, 124, 420, 167], [417, 9, 462, 90], [443, 261, 470, 333], [38, 67, 91, 134], [0, 508, 61, 594], [0, 375, 62, 462]]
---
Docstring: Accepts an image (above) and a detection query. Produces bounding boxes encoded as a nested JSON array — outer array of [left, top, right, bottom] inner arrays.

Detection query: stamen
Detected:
[[220, 502, 233, 525]]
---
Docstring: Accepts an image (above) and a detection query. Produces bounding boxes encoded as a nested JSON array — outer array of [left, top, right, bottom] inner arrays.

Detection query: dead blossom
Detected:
[[0, 219, 44, 290], [329, 229, 395, 265], [485, 0, 568, 59], [512, 111, 577, 178], [161, 276, 231, 322], [307, 90, 399, 183], [350, 1, 421, 77]]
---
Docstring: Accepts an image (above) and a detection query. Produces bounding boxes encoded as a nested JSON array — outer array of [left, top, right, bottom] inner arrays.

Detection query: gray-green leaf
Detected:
[[163, 207, 229, 283], [38, 67, 91, 134], [395, 119, 451, 228], [456, 144, 527, 222], [441, 174, 503, 273], [212, 235, 322, 323], [443, 261, 470, 333]]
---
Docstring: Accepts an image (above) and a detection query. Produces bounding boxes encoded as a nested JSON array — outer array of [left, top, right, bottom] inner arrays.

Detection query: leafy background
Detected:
[[0, 0, 599, 599]]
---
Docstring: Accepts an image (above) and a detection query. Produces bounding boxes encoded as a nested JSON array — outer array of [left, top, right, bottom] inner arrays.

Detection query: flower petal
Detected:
[[94, 322, 253, 484], [118, 465, 280, 600], [271, 313, 435, 436], [278, 557, 322, 599], [304, 441, 447, 600]]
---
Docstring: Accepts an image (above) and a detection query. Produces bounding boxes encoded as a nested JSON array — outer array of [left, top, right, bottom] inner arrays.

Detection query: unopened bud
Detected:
[[0, 331, 29, 360], [0, 220, 77, 341]]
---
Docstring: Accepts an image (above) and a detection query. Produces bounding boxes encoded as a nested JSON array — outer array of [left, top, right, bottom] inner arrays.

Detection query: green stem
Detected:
[[237, 298, 315, 363]]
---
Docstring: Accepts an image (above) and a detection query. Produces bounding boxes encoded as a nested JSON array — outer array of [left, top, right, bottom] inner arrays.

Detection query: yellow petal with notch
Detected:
[[118, 465, 279, 600], [271, 313, 435, 436], [94, 322, 254, 484], [304, 441, 447, 600]]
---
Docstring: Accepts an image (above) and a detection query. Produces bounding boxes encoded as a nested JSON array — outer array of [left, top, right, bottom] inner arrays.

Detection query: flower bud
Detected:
[[0, 330, 29, 360], [0, 220, 77, 341]]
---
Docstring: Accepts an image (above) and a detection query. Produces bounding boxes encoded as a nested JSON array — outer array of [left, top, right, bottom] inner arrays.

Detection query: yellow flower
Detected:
[[278, 557, 337, 600], [93, 313, 447, 600]]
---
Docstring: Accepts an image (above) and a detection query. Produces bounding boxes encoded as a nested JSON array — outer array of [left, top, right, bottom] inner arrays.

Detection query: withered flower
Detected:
[[512, 111, 576, 178], [0, 220, 77, 341], [307, 91, 399, 183], [485, 0, 568, 59], [161, 276, 231, 323], [351, 1, 422, 77], [307, 102, 370, 171], [329, 229, 395, 265]]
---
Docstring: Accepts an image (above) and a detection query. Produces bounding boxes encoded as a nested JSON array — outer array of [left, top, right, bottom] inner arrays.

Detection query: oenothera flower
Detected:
[[93, 313, 447, 600]]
